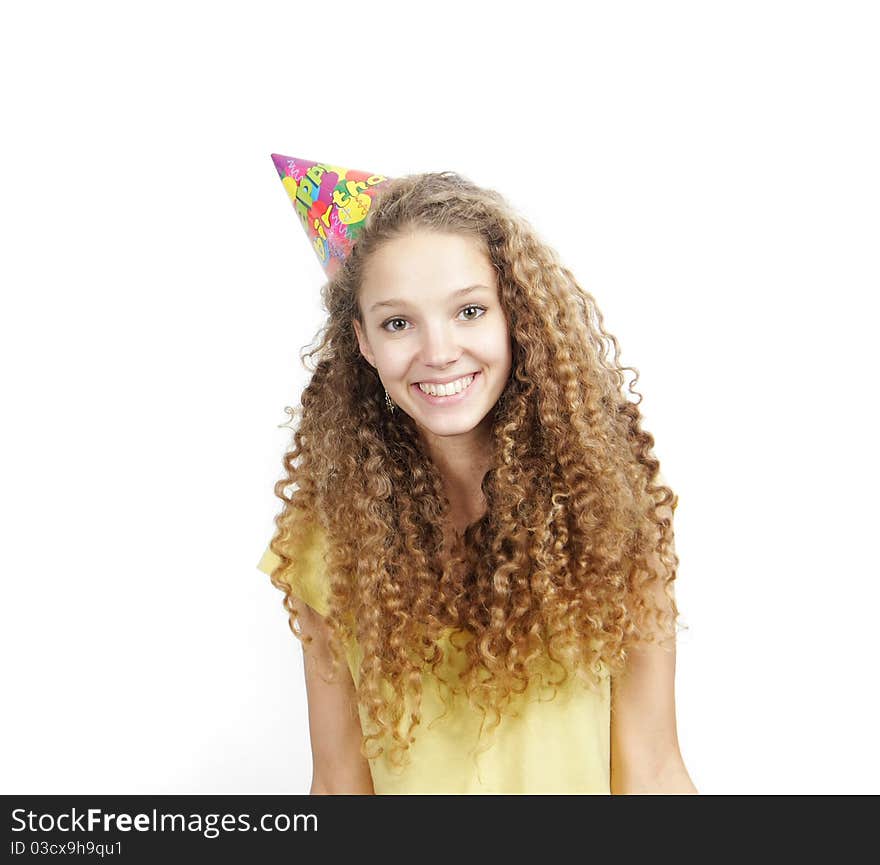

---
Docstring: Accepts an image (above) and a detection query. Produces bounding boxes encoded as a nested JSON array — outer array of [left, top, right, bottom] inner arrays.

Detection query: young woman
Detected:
[[258, 166, 697, 795]]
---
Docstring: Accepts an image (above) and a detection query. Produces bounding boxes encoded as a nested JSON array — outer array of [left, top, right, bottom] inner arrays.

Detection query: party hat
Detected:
[[270, 153, 393, 278]]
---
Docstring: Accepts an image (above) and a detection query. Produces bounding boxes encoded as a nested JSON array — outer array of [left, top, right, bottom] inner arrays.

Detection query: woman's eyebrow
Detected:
[[369, 284, 491, 314]]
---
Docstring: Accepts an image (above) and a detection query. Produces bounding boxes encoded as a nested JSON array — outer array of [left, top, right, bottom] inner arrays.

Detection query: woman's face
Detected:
[[353, 229, 512, 446]]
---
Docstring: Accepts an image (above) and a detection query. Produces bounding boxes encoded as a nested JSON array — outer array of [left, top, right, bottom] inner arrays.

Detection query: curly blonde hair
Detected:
[[266, 170, 683, 770]]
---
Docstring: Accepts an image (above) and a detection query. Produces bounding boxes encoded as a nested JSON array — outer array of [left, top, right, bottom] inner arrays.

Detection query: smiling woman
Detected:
[[259, 158, 696, 795], [351, 229, 512, 466]]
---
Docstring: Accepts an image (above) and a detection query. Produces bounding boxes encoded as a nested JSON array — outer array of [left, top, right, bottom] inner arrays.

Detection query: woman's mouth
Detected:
[[411, 372, 481, 406]]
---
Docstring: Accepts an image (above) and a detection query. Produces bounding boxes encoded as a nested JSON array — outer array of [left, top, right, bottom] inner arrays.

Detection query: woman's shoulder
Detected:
[[257, 520, 332, 617]]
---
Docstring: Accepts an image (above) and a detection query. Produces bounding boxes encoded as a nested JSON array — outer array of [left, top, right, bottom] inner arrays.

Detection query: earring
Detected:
[[384, 387, 396, 414]]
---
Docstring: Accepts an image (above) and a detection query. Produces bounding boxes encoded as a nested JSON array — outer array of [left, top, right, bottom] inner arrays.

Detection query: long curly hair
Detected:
[[266, 170, 683, 770]]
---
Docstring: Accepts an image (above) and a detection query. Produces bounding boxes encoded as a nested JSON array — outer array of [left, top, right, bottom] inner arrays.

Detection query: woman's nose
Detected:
[[418, 322, 462, 367]]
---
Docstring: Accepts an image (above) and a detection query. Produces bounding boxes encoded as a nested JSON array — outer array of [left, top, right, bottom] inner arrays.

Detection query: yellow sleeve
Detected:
[[256, 524, 331, 618]]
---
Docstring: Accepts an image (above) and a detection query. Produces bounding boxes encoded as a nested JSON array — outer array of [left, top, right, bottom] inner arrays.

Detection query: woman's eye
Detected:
[[461, 304, 486, 320], [381, 305, 487, 333]]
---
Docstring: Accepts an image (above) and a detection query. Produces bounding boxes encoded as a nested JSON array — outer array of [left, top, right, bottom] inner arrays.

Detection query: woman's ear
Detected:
[[352, 318, 376, 369]]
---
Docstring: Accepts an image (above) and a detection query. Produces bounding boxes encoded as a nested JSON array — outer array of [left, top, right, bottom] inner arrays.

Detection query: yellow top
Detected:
[[257, 527, 611, 795]]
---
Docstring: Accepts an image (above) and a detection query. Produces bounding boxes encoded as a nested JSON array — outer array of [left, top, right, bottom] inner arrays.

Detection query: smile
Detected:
[[411, 372, 481, 405]]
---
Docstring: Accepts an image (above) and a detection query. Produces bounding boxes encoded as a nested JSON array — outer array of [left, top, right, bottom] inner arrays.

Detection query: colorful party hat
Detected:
[[270, 153, 393, 278]]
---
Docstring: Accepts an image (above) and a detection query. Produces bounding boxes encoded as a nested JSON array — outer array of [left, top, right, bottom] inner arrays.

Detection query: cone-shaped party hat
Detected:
[[270, 153, 393, 278]]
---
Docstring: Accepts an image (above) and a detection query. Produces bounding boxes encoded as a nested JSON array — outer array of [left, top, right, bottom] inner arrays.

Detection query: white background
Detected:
[[2, 0, 877, 795]]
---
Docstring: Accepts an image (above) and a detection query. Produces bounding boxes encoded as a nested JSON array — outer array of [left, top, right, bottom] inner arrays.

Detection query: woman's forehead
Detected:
[[361, 231, 494, 292]]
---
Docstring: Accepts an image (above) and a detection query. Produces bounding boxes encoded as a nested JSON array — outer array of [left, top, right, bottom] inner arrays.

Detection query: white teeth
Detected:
[[417, 374, 474, 397]]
